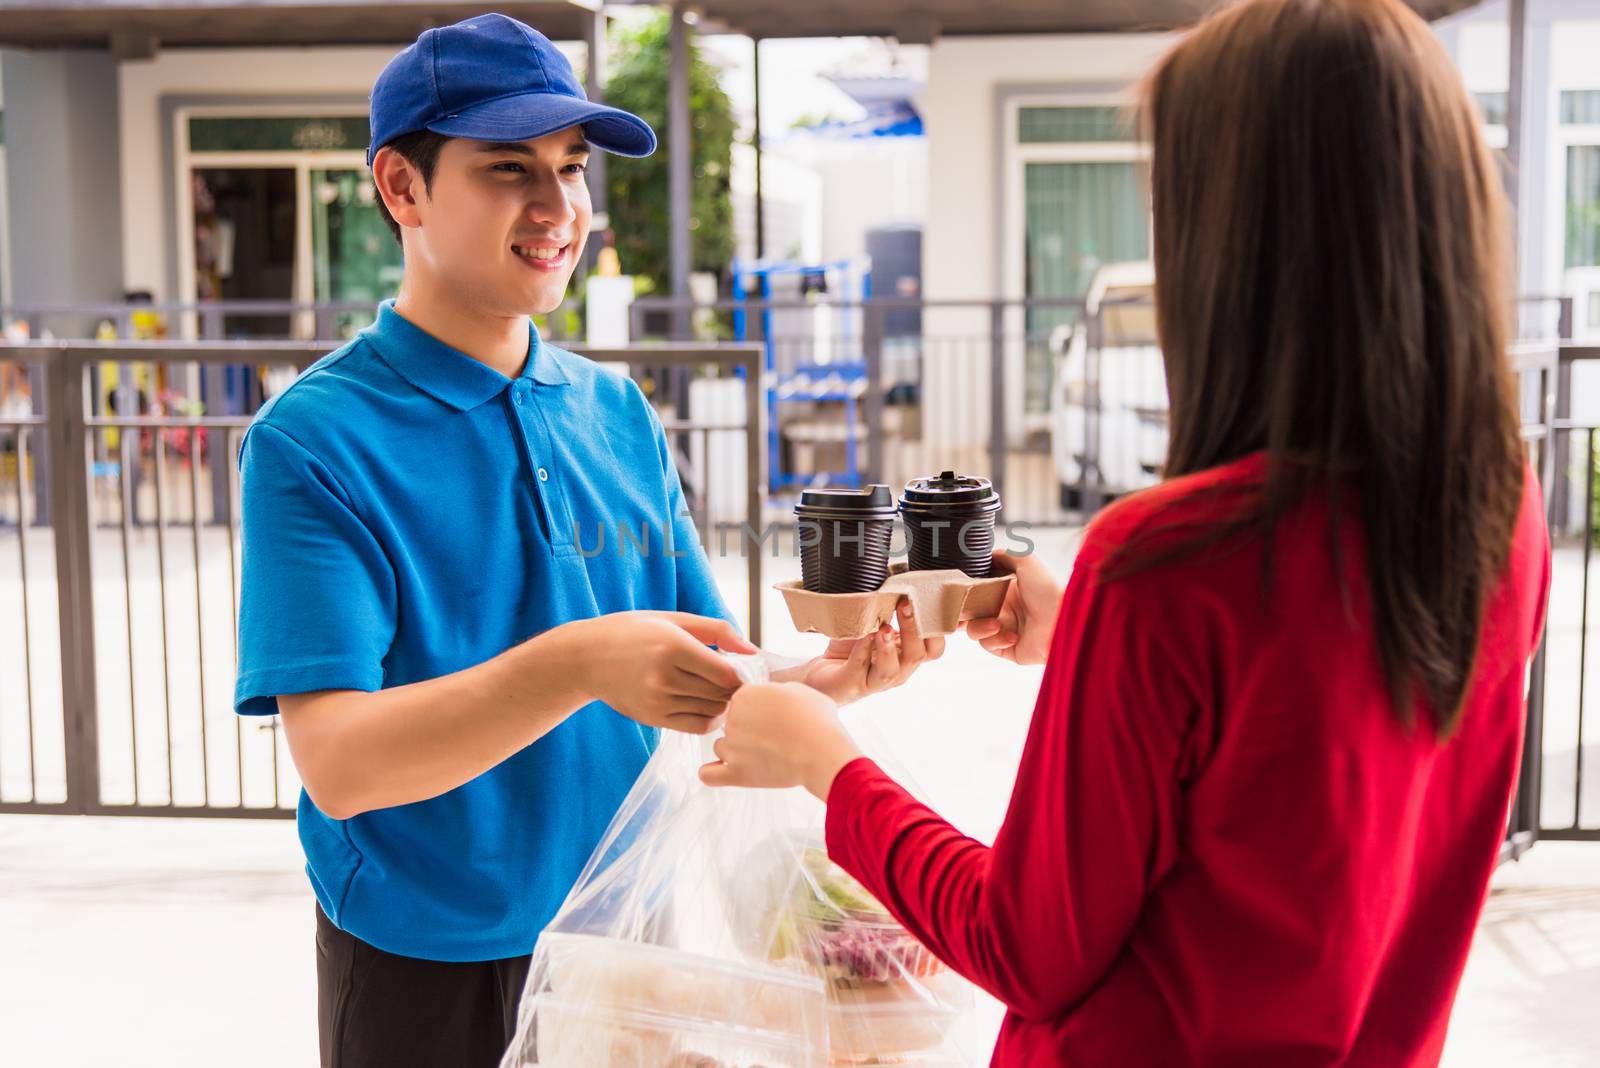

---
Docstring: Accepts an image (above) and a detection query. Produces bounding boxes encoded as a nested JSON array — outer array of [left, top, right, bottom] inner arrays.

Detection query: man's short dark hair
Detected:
[[372, 130, 452, 246]]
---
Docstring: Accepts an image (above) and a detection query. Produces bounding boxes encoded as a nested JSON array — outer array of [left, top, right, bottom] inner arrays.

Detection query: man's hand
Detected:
[[570, 611, 757, 734], [963, 551, 1064, 665], [699, 682, 862, 800], [777, 598, 945, 705]]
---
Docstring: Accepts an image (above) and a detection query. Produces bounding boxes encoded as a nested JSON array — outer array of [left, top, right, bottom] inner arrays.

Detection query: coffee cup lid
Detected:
[[796, 484, 897, 517], [901, 470, 1000, 507]]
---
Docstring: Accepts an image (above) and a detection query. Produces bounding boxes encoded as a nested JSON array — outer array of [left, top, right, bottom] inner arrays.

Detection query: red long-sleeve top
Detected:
[[826, 454, 1550, 1066]]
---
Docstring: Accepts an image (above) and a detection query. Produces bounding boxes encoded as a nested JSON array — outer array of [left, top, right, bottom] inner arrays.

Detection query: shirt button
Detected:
[[512, 392, 524, 406], [537, 467, 550, 482]]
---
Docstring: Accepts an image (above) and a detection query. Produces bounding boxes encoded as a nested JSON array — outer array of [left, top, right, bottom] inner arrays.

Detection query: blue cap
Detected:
[[367, 13, 656, 166]]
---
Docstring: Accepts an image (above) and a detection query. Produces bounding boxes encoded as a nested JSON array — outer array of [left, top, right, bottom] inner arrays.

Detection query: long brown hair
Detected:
[[1129, 0, 1524, 736]]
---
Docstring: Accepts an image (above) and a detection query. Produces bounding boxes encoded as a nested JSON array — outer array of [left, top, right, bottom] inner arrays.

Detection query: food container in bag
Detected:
[[539, 932, 827, 1052], [533, 995, 822, 1068]]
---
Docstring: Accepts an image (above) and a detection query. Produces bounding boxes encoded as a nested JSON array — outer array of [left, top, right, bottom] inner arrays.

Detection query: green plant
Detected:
[[1592, 438, 1600, 544], [604, 13, 736, 296]]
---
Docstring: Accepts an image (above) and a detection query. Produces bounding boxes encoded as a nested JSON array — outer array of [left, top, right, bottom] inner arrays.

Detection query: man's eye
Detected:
[[564, 162, 589, 175], [492, 162, 526, 174]]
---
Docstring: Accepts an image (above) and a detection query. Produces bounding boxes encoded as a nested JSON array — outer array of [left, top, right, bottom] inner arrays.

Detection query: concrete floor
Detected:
[[1, 823, 1596, 1066], [1441, 843, 1600, 1068]]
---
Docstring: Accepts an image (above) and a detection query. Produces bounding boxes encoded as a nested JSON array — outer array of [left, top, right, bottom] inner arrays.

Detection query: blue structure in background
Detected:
[[791, 100, 924, 141], [729, 258, 871, 495]]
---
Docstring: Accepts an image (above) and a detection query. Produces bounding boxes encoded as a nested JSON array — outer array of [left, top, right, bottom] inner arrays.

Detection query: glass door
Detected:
[[191, 167, 298, 338], [1009, 104, 1150, 423], [182, 113, 380, 340], [1561, 92, 1600, 339], [1022, 161, 1149, 415], [310, 169, 404, 339]]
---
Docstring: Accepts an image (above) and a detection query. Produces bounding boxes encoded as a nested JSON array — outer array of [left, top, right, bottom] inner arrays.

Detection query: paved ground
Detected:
[[2, 819, 1596, 1066], [1443, 843, 1600, 1068]]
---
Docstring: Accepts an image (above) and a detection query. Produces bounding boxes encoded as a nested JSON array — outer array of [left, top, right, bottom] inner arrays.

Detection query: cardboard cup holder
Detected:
[[777, 562, 1013, 640]]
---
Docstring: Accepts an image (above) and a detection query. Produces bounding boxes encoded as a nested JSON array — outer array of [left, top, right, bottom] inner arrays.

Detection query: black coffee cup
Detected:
[[795, 485, 897, 593], [899, 471, 1003, 577]]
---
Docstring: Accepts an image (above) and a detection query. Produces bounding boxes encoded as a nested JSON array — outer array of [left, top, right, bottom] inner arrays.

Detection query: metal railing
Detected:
[[1507, 340, 1560, 860], [0, 339, 763, 818], [1, 298, 1594, 849], [13, 294, 1583, 530], [0, 298, 588, 347], [12, 293, 1094, 527], [1521, 341, 1600, 848], [631, 294, 1094, 526]]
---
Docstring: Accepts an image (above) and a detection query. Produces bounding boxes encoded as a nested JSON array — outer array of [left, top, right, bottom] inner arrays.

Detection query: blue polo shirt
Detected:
[[234, 301, 733, 962]]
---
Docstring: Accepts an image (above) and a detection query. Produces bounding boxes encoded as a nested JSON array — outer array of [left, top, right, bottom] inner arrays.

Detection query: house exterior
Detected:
[[0, 1, 600, 332], [0, 0, 1588, 355], [914, 1, 1600, 450], [1434, 1, 1600, 339]]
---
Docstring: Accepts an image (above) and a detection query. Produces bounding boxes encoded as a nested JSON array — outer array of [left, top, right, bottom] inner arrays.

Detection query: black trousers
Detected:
[[316, 905, 533, 1068]]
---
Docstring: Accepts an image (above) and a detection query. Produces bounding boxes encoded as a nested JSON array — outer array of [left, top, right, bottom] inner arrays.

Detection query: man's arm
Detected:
[[280, 624, 585, 820], [280, 611, 751, 820]]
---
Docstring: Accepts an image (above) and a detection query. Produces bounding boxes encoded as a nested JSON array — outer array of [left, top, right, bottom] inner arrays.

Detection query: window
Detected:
[[1559, 91, 1600, 340], [1560, 91, 1600, 126], [1024, 162, 1150, 309], [188, 116, 370, 154], [1570, 145, 1600, 269], [1018, 106, 1131, 144], [181, 111, 399, 340], [311, 168, 405, 336], [1008, 103, 1150, 418], [1473, 92, 1508, 127]]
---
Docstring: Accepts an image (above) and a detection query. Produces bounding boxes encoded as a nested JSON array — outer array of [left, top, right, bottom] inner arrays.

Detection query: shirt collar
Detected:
[[364, 300, 570, 411]]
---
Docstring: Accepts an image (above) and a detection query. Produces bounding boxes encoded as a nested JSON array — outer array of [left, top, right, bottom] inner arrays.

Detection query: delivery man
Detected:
[[232, 14, 940, 1067]]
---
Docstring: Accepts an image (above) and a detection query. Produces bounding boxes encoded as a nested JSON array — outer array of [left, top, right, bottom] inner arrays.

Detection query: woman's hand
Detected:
[[963, 551, 1065, 665], [776, 598, 945, 705], [698, 682, 863, 801]]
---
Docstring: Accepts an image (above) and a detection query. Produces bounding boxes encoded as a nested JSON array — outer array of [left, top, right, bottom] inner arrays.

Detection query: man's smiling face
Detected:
[[403, 129, 593, 317]]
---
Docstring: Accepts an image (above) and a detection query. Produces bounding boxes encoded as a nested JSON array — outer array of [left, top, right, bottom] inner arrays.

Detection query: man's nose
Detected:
[[525, 175, 576, 229]]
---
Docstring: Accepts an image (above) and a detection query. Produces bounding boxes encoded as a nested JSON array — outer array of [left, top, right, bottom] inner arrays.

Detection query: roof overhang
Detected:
[[0, 1, 600, 54], [671, 0, 1481, 41]]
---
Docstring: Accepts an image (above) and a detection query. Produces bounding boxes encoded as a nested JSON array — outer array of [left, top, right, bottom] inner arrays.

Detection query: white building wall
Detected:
[[117, 47, 394, 302], [921, 33, 1174, 446], [1435, 1, 1600, 529], [115, 41, 587, 303], [731, 134, 925, 284], [1435, 1, 1600, 309], [2, 50, 124, 324], [731, 140, 824, 266], [784, 135, 927, 266], [919, 13, 1599, 449], [922, 33, 1172, 307], [0, 63, 8, 307]]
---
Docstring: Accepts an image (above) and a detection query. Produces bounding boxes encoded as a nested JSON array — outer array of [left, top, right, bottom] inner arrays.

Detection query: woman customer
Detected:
[[701, 0, 1552, 1063]]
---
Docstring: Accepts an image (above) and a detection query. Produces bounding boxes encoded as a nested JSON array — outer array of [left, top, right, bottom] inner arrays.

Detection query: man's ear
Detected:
[[372, 145, 425, 230]]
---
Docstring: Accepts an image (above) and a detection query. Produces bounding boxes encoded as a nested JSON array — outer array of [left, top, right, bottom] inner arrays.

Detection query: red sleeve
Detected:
[[824, 547, 1204, 1022]]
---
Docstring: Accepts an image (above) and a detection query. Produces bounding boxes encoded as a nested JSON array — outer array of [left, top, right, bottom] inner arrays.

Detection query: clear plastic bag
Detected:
[[501, 651, 973, 1068]]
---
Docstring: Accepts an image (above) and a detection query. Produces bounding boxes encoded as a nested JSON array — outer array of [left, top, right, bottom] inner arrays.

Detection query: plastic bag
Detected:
[[501, 651, 973, 1068]]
